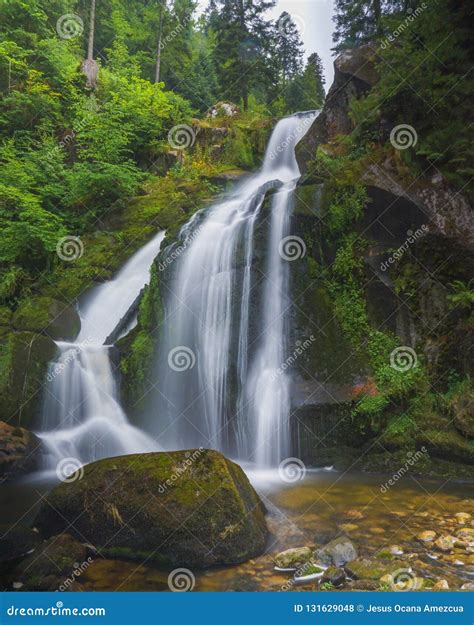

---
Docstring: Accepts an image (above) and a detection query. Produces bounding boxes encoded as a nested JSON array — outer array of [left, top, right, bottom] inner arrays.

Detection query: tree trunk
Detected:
[[88, 0, 96, 61], [155, 0, 165, 83], [373, 0, 382, 35]]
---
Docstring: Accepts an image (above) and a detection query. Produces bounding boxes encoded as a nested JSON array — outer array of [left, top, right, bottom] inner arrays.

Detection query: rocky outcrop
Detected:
[[0, 421, 42, 480], [12, 296, 80, 341], [0, 332, 57, 428], [35, 449, 268, 567]]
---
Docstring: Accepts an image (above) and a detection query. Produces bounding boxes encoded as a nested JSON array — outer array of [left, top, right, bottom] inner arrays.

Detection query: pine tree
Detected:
[[273, 12, 304, 85], [210, 0, 276, 111], [284, 52, 325, 114]]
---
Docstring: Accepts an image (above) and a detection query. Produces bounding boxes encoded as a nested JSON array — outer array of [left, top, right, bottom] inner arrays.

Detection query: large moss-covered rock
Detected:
[[314, 535, 358, 567], [0, 524, 41, 564], [35, 449, 268, 567], [0, 332, 57, 428], [13, 297, 80, 341], [0, 421, 41, 480]]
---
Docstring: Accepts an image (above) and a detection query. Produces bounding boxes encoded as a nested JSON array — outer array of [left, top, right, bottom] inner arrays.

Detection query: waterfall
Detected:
[[37, 231, 165, 472], [150, 112, 316, 466]]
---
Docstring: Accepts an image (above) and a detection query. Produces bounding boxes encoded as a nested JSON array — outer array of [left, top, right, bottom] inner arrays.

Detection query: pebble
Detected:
[[454, 512, 471, 525], [434, 535, 456, 552], [432, 580, 449, 590], [417, 530, 436, 542]]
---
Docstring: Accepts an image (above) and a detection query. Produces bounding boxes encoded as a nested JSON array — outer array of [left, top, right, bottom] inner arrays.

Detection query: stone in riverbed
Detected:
[[321, 566, 346, 587], [417, 530, 436, 542], [434, 535, 456, 552], [344, 558, 409, 581], [314, 535, 358, 567], [274, 547, 312, 569], [34, 449, 268, 567], [455, 527, 474, 542], [432, 579, 449, 590], [13, 534, 90, 591]]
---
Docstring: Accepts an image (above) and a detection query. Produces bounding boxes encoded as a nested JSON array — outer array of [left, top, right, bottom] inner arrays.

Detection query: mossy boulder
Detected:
[[344, 558, 408, 581], [0, 332, 57, 428], [35, 449, 268, 567], [12, 534, 90, 591], [274, 546, 313, 569], [13, 297, 80, 341], [0, 421, 42, 480]]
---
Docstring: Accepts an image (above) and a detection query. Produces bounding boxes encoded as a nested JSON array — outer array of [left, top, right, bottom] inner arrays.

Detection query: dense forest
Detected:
[[0, 0, 473, 598]]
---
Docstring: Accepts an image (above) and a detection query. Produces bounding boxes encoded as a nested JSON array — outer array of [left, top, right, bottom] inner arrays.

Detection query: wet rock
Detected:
[[35, 449, 268, 567], [335, 509, 364, 522], [315, 535, 358, 567], [454, 512, 471, 525], [432, 580, 449, 590], [321, 566, 346, 587], [0, 422, 42, 480], [460, 582, 474, 591], [344, 558, 408, 581], [434, 535, 456, 552], [274, 547, 312, 569], [346, 579, 380, 591], [417, 530, 436, 542], [0, 525, 41, 563], [455, 527, 474, 542], [13, 534, 89, 591]]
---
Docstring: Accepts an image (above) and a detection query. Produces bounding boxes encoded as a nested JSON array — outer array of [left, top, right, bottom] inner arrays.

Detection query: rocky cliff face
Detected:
[[289, 45, 473, 476]]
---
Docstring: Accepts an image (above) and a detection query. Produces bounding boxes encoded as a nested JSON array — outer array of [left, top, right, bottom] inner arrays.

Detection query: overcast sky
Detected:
[[196, 0, 336, 88]]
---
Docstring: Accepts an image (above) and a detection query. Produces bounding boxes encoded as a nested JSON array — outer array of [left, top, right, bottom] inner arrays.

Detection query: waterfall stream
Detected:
[[150, 112, 316, 466], [37, 232, 165, 473]]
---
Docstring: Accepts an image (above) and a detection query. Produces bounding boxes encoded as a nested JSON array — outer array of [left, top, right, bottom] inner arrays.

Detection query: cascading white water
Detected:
[[150, 113, 316, 466], [37, 231, 165, 471]]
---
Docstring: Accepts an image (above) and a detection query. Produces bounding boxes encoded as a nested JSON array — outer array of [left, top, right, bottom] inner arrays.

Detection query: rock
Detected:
[[346, 579, 380, 591], [13, 534, 89, 590], [34, 449, 268, 567], [460, 582, 474, 591], [434, 535, 456, 552], [206, 101, 239, 118], [417, 530, 436, 542], [0, 525, 41, 563], [274, 547, 312, 569], [454, 512, 471, 525], [432, 580, 449, 590], [321, 566, 345, 587], [13, 297, 80, 341], [344, 558, 408, 581], [452, 392, 474, 438], [0, 332, 57, 428], [0, 421, 42, 480], [455, 528, 474, 542], [314, 535, 358, 567], [335, 509, 364, 522]]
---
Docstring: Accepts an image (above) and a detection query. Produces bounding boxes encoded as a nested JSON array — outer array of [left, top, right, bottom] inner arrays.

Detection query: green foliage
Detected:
[[447, 280, 474, 311]]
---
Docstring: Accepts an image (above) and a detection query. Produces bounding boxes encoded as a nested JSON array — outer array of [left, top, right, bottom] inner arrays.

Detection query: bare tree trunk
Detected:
[[83, 0, 99, 89], [88, 0, 96, 60], [155, 0, 165, 83]]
